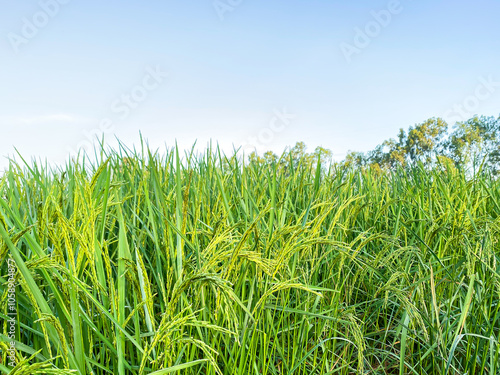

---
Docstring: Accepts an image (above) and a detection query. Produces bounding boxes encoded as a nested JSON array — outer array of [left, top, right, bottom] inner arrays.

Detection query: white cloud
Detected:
[[0, 113, 89, 126]]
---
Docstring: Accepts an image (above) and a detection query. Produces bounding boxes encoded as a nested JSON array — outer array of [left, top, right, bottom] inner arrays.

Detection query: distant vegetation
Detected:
[[344, 115, 500, 173], [252, 115, 500, 175], [0, 116, 499, 374]]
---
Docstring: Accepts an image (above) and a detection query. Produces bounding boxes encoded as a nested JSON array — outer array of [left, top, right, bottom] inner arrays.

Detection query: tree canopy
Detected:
[[248, 114, 500, 174], [343, 115, 500, 173]]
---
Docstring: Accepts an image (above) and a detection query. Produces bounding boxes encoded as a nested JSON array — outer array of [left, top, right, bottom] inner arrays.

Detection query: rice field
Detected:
[[1, 145, 499, 374]]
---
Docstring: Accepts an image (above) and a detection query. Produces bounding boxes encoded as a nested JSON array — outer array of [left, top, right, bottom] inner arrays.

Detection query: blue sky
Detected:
[[1, 0, 499, 169]]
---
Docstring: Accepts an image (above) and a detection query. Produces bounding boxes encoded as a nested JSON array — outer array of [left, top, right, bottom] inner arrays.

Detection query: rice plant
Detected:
[[0, 143, 499, 374]]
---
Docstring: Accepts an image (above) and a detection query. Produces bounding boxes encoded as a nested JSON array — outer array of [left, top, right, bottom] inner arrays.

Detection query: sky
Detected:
[[1, 0, 499, 170]]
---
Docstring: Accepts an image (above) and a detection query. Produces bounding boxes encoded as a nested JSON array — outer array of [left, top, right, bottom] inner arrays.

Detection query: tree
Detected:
[[405, 118, 448, 164], [343, 151, 367, 168], [445, 115, 500, 173], [312, 146, 333, 166], [360, 118, 448, 168], [248, 142, 333, 172], [247, 114, 500, 175]]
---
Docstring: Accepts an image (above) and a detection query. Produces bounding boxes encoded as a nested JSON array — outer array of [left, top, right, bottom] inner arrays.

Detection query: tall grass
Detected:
[[0, 144, 499, 374]]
